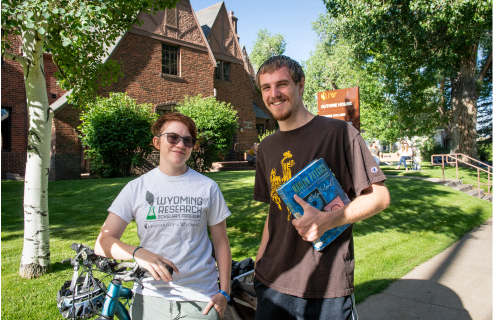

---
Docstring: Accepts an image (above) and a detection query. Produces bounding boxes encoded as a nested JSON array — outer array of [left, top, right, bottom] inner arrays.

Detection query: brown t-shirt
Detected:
[[253, 116, 386, 299]]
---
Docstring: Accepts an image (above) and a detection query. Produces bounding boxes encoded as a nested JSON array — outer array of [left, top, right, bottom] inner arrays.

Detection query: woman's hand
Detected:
[[202, 292, 228, 318], [133, 248, 179, 282]]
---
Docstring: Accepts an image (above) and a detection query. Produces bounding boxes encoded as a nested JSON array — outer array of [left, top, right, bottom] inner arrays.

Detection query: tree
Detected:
[[303, 15, 440, 145], [249, 29, 287, 71], [1, 0, 178, 278], [176, 95, 238, 173], [476, 34, 492, 136], [324, 0, 492, 160], [79, 92, 157, 177]]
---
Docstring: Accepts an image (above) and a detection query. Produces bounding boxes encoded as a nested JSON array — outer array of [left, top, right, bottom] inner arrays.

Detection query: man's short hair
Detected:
[[255, 55, 305, 88], [151, 112, 197, 141]]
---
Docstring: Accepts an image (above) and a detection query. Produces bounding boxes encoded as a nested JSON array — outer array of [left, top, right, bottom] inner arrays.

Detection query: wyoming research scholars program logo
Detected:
[[146, 191, 156, 220]]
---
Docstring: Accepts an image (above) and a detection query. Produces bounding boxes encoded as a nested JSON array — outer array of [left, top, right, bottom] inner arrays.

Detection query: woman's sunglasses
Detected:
[[157, 132, 197, 148]]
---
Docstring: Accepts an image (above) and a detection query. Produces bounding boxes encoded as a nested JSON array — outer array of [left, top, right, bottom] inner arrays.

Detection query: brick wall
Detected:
[[1, 32, 68, 178], [101, 33, 215, 105], [214, 62, 275, 161], [215, 62, 257, 146], [49, 105, 81, 180], [253, 92, 277, 133], [44, 54, 68, 104], [2, 34, 28, 178]]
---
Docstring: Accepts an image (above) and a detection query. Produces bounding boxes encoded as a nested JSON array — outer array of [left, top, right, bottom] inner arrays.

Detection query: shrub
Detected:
[[477, 139, 492, 162], [418, 138, 449, 162], [177, 95, 238, 172], [79, 92, 157, 177]]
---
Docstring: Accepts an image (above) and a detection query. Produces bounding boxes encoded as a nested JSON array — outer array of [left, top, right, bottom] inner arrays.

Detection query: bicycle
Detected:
[[57, 243, 173, 320], [57, 243, 256, 320]]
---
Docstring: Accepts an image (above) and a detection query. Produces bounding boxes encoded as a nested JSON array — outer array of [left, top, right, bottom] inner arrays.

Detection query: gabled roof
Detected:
[[253, 102, 271, 119], [195, 2, 223, 38]]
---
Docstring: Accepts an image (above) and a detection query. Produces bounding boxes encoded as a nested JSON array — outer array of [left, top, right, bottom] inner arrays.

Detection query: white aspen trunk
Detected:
[[19, 27, 52, 278]]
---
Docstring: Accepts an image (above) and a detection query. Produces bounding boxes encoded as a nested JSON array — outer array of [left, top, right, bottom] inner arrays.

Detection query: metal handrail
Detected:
[[431, 153, 492, 198], [234, 143, 254, 152]]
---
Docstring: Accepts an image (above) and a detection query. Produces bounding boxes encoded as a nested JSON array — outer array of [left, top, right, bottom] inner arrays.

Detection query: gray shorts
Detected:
[[130, 293, 220, 320]]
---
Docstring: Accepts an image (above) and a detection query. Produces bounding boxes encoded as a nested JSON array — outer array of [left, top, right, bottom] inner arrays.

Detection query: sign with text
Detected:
[[317, 87, 360, 131]]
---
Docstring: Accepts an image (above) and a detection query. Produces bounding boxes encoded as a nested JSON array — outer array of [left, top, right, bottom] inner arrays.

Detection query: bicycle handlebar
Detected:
[[63, 243, 173, 285]]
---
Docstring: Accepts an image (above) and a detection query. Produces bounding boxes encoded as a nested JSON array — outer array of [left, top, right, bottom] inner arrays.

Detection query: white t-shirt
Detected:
[[400, 148, 413, 157], [108, 167, 231, 301]]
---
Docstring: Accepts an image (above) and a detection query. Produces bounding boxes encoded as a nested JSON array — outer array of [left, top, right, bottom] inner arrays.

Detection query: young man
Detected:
[[253, 56, 390, 320]]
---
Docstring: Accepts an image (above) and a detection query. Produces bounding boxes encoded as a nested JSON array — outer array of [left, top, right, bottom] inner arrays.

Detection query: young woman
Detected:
[[95, 113, 232, 320], [369, 142, 381, 165], [395, 141, 413, 170]]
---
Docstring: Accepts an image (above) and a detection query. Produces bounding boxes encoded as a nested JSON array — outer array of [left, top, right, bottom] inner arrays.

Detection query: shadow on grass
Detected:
[[355, 177, 489, 240]]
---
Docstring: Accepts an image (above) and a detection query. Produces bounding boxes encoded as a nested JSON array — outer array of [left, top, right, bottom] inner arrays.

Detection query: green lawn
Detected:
[[380, 161, 492, 194], [2, 172, 491, 319]]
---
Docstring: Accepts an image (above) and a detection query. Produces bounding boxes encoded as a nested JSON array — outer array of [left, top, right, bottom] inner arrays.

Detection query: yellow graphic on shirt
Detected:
[[270, 151, 295, 220]]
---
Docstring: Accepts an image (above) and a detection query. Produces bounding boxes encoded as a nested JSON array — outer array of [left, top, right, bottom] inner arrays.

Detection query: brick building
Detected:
[[1, 0, 275, 180]]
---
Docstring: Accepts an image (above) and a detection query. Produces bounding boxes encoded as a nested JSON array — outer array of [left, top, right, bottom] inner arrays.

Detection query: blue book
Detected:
[[277, 159, 351, 251]]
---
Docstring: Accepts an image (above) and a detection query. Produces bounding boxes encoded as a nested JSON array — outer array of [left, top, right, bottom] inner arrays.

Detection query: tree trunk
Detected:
[[19, 28, 52, 278], [449, 45, 478, 161]]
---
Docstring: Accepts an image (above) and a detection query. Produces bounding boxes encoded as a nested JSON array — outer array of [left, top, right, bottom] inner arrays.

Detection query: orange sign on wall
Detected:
[[317, 87, 360, 131]]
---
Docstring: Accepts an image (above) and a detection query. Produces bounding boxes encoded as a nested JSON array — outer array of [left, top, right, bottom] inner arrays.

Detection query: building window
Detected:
[[215, 60, 231, 81], [1, 108, 11, 152], [165, 8, 177, 28], [256, 123, 265, 136], [162, 43, 179, 76]]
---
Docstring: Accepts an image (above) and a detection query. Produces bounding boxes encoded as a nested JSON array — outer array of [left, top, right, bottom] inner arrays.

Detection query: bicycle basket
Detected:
[[57, 275, 107, 319]]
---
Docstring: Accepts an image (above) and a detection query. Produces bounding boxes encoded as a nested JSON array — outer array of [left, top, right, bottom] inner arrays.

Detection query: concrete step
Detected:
[[452, 184, 473, 193], [465, 188, 484, 198], [6, 173, 23, 181], [441, 179, 463, 188], [482, 194, 492, 202]]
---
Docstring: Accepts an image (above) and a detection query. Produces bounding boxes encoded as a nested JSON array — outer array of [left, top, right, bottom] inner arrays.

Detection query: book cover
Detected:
[[277, 158, 351, 251]]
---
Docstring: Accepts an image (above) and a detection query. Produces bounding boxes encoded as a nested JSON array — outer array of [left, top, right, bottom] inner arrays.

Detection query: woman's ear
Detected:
[[153, 136, 160, 150]]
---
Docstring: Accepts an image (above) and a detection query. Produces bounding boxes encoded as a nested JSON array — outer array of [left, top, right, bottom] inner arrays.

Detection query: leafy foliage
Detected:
[[79, 93, 157, 177], [476, 35, 492, 144], [322, 0, 492, 158], [417, 138, 450, 163], [177, 95, 238, 172], [303, 15, 440, 145], [249, 29, 287, 71], [1, 0, 179, 106], [477, 140, 492, 162]]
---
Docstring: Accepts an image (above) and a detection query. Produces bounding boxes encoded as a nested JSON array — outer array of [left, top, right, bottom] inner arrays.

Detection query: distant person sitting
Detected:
[[369, 142, 381, 165], [247, 143, 258, 167], [395, 141, 413, 170]]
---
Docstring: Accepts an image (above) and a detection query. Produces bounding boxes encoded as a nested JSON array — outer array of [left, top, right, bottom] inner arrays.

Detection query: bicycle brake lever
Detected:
[[133, 277, 144, 289]]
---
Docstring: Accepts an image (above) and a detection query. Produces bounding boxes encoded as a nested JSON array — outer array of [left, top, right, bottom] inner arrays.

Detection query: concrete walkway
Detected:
[[356, 218, 492, 320]]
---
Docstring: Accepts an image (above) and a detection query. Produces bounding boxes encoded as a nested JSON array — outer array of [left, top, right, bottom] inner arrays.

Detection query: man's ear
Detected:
[[153, 136, 160, 150], [298, 78, 305, 96]]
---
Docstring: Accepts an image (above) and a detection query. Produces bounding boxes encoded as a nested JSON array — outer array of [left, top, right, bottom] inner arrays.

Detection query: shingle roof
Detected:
[[253, 102, 270, 119], [195, 2, 223, 38]]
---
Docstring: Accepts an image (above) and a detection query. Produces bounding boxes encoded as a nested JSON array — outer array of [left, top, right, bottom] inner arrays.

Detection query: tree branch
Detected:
[[477, 51, 492, 82], [2, 51, 30, 68]]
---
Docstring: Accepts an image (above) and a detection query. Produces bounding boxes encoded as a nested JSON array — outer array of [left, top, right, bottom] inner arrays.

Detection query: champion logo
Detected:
[[371, 167, 378, 173]]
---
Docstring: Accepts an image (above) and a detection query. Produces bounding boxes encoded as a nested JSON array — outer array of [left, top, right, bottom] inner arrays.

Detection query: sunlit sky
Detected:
[[190, 0, 327, 64]]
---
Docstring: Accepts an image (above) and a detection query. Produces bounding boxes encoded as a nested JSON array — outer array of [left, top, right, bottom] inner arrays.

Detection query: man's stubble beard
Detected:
[[273, 109, 292, 122]]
